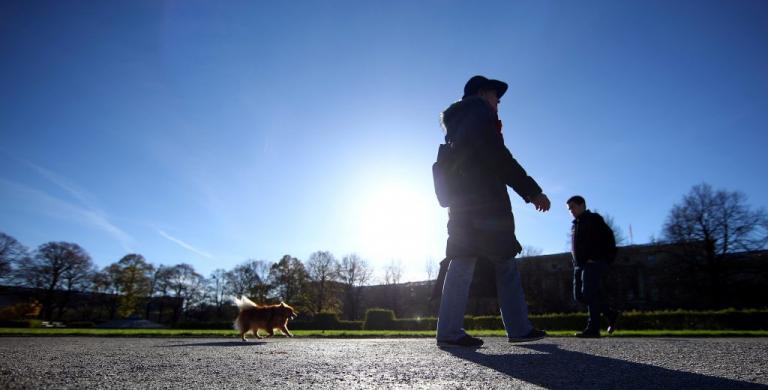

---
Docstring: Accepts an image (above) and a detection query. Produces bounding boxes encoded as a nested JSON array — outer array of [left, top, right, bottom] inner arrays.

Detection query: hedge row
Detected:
[[0, 320, 42, 328], [67, 321, 96, 328], [361, 308, 768, 331], [290, 312, 363, 331], [363, 309, 436, 331], [463, 309, 768, 331], [173, 321, 234, 330], [589, 309, 768, 330], [5, 308, 766, 330]]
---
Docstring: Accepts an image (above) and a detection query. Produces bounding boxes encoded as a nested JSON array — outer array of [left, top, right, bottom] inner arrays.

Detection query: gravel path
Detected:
[[1, 337, 766, 389]]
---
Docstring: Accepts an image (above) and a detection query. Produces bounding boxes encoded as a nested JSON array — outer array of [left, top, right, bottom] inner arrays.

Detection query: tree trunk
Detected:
[[43, 288, 56, 321], [145, 299, 153, 321]]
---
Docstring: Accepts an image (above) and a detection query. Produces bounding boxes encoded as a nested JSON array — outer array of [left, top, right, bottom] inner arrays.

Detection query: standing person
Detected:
[[432, 75, 551, 347], [567, 195, 620, 338]]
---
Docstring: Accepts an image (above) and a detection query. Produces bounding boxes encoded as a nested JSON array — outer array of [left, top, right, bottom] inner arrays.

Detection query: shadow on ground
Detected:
[[443, 343, 762, 389], [159, 340, 266, 348]]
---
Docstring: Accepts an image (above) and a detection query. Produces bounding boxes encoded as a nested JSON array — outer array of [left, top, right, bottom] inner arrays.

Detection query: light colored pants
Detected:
[[436, 257, 533, 341]]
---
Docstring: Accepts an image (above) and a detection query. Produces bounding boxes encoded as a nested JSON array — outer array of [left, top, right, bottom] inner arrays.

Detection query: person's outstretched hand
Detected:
[[531, 193, 551, 212]]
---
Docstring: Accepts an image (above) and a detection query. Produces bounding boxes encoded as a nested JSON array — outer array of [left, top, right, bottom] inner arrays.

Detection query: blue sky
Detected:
[[1, 0, 767, 283]]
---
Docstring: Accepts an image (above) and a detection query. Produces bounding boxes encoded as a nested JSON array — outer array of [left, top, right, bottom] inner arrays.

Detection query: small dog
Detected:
[[233, 296, 297, 341]]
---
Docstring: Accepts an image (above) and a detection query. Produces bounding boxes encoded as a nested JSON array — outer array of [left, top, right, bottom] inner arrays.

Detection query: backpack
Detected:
[[431, 143, 460, 208], [599, 215, 618, 263]]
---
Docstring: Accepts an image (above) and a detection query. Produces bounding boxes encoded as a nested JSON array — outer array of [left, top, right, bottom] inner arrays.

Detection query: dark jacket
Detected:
[[571, 210, 616, 266], [439, 97, 543, 259]]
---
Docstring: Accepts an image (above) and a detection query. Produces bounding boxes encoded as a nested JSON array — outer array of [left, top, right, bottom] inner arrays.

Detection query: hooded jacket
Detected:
[[439, 96, 543, 259]]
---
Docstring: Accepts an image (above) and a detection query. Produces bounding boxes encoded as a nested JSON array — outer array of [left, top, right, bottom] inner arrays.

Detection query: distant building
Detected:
[[354, 244, 768, 318], [358, 281, 436, 319], [518, 243, 768, 313]]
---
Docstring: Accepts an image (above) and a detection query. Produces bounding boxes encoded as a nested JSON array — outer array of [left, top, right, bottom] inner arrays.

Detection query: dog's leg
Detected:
[[254, 329, 263, 339], [236, 318, 246, 342], [280, 326, 294, 337], [266, 328, 275, 338]]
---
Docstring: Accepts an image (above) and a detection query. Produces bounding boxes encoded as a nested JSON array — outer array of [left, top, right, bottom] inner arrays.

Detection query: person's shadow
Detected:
[[442, 343, 763, 389]]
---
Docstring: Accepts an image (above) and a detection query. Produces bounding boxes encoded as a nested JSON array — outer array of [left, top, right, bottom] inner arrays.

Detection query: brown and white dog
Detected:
[[233, 296, 297, 341]]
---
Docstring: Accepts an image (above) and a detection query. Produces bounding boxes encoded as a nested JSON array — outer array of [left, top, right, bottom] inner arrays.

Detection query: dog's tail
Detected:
[[233, 296, 258, 311], [233, 296, 258, 331]]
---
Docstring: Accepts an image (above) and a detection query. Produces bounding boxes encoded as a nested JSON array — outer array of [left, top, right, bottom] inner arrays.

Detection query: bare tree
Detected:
[[383, 259, 404, 315], [147, 265, 173, 298], [424, 257, 438, 281], [663, 183, 768, 304], [91, 267, 118, 294], [145, 265, 175, 321], [0, 232, 28, 281], [225, 259, 271, 302], [56, 251, 97, 319], [166, 263, 203, 322], [383, 259, 403, 285], [208, 268, 228, 315], [14, 242, 93, 320], [338, 253, 373, 320], [305, 251, 341, 314], [601, 213, 628, 246], [519, 245, 543, 258], [61, 261, 95, 292]]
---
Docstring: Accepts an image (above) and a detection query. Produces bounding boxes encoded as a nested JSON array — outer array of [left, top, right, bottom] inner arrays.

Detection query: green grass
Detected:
[[1, 328, 766, 338]]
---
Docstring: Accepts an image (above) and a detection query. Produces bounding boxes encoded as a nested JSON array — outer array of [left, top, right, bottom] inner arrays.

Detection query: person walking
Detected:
[[432, 75, 550, 347], [567, 195, 620, 338]]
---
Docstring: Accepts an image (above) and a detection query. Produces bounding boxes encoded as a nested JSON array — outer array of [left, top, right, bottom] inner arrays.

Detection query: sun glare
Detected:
[[352, 180, 445, 264]]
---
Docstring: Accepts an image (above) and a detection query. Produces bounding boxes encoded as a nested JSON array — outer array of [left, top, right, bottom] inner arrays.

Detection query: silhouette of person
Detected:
[[433, 75, 550, 347], [567, 195, 620, 337]]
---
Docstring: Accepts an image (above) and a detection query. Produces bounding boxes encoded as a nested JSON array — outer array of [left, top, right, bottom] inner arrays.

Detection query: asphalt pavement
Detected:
[[1, 337, 766, 389]]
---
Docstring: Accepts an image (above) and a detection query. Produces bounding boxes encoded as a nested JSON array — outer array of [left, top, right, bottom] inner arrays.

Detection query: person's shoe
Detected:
[[437, 334, 484, 348], [508, 328, 547, 343], [606, 310, 621, 334], [574, 330, 601, 338]]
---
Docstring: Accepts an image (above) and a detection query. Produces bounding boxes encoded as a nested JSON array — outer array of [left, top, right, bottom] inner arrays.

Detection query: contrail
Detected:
[[0, 178, 134, 251], [157, 229, 215, 259]]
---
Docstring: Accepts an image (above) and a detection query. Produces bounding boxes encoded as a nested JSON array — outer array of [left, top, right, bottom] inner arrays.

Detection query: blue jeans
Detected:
[[436, 257, 533, 341], [573, 261, 611, 332]]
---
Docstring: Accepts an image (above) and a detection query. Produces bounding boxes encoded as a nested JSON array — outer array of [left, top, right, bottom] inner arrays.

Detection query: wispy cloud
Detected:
[[26, 162, 99, 209], [8, 160, 134, 250], [156, 228, 215, 259], [0, 178, 134, 251]]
